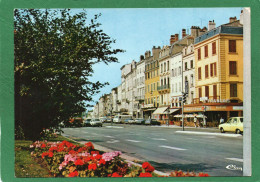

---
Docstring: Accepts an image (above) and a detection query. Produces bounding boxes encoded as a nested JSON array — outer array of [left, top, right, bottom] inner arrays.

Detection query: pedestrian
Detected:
[[220, 117, 224, 124], [194, 116, 197, 128]]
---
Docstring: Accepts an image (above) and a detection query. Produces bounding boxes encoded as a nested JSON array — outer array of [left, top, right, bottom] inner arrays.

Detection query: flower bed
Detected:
[[30, 140, 209, 177]]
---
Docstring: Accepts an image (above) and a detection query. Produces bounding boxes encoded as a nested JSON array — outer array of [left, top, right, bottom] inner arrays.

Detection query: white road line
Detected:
[[126, 139, 141, 143], [186, 137, 200, 140], [159, 145, 187, 151], [226, 158, 243, 162], [106, 126, 124, 128], [104, 136, 114, 138], [82, 131, 88, 133], [151, 138, 166, 141], [176, 131, 242, 137], [106, 140, 119, 143]]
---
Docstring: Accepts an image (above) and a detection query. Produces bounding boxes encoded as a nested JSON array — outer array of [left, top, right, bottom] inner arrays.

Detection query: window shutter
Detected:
[[205, 65, 208, 78], [210, 63, 213, 77], [205, 45, 208, 57], [212, 42, 216, 54], [198, 48, 201, 60], [229, 40, 236, 53], [214, 63, 217, 76], [198, 67, 201, 80]]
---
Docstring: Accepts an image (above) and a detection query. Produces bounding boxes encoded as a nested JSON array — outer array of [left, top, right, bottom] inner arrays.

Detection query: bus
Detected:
[[113, 115, 132, 124]]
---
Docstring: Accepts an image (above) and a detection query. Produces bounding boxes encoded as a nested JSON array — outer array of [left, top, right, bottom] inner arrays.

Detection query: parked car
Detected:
[[145, 119, 161, 126], [84, 119, 92, 127], [90, 118, 102, 127], [219, 117, 243, 134], [106, 118, 112, 123], [113, 115, 132, 124], [135, 118, 145, 125], [128, 119, 136, 124], [99, 117, 107, 123], [124, 119, 131, 124]]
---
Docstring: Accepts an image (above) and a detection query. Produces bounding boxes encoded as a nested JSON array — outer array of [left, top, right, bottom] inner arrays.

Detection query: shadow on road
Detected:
[[149, 161, 215, 173]]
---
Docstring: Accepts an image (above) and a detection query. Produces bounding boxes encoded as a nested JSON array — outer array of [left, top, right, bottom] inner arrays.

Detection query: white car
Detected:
[[90, 118, 102, 127], [219, 117, 243, 134]]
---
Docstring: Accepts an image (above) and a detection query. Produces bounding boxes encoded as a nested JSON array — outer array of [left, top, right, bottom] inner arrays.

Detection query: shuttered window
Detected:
[[210, 63, 213, 77], [205, 65, 209, 78], [229, 61, 237, 75], [205, 86, 209, 98], [212, 42, 216, 55], [230, 83, 237, 97], [198, 67, 201, 80], [198, 48, 201, 60], [229, 40, 236, 53], [213, 85, 217, 99], [199, 87, 202, 98], [205, 45, 208, 57], [214, 63, 217, 76]]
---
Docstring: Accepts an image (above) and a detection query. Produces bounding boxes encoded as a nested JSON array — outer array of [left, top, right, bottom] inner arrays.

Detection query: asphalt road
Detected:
[[62, 123, 243, 176]]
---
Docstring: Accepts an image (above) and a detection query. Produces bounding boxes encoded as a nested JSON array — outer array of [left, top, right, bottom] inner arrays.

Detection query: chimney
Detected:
[[240, 10, 244, 25], [170, 35, 176, 45], [182, 29, 186, 38], [199, 27, 207, 36], [140, 55, 144, 61], [229, 16, 237, 23], [208, 20, 216, 31], [190, 26, 200, 38], [175, 34, 179, 41], [152, 46, 161, 60]]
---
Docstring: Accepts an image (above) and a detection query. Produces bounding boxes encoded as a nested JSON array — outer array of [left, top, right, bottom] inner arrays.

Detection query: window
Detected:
[[213, 85, 217, 99], [164, 63, 166, 72], [230, 83, 237, 97], [161, 64, 163, 73], [205, 65, 209, 78], [167, 61, 169, 71], [212, 42, 216, 55], [214, 62, 217, 76], [190, 60, 193, 68], [179, 66, 181, 75], [210, 63, 213, 77], [205, 45, 208, 57], [229, 40, 236, 53], [185, 62, 188, 70], [205, 86, 209, 98], [198, 67, 201, 80], [172, 69, 174, 77], [199, 87, 202, 98], [229, 61, 237, 75], [191, 74, 194, 86], [148, 85, 150, 92], [198, 48, 201, 60]]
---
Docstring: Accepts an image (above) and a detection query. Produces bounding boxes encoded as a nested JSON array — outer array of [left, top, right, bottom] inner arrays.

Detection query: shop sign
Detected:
[[233, 106, 243, 110]]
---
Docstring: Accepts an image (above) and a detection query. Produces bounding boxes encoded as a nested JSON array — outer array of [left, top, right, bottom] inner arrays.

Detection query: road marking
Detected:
[[126, 139, 141, 143], [159, 145, 187, 151], [226, 158, 243, 163], [186, 137, 200, 140], [106, 126, 124, 128], [104, 135, 114, 138], [82, 131, 89, 133], [106, 140, 119, 143], [176, 131, 242, 137], [151, 138, 166, 141]]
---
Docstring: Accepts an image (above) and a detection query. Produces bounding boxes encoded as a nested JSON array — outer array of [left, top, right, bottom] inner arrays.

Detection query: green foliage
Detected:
[[14, 9, 124, 139]]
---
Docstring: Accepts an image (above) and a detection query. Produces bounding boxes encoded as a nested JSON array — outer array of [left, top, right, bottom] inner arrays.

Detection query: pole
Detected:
[[181, 56, 184, 131]]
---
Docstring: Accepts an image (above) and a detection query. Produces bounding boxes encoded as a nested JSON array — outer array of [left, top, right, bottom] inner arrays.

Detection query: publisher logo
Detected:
[[226, 164, 243, 171]]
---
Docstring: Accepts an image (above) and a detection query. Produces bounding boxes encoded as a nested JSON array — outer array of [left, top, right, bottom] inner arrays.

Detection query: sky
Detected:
[[73, 8, 242, 111]]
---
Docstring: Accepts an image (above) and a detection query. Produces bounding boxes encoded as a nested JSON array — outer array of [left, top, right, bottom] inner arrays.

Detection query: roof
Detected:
[[195, 25, 243, 44]]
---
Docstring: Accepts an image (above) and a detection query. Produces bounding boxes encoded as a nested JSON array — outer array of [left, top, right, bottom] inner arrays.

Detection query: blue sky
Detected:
[[75, 8, 242, 111]]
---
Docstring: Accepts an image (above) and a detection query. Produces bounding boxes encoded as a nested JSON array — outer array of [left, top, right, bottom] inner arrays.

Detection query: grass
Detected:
[[15, 135, 79, 178]]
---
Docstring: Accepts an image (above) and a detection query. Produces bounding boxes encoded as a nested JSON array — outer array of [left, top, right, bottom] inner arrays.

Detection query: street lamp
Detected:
[[166, 106, 170, 126]]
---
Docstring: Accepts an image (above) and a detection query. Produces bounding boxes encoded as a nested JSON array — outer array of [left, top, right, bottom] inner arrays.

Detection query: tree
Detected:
[[14, 9, 123, 139]]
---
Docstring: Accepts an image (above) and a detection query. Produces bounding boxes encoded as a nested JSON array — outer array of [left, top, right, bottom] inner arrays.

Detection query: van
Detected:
[[113, 115, 132, 124]]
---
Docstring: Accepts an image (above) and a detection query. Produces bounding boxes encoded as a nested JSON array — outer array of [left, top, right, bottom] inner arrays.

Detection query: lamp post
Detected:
[[166, 106, 170, 126]]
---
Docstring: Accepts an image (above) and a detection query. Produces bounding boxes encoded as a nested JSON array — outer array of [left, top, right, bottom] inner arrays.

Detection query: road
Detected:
[[62, 123, 243, 176]]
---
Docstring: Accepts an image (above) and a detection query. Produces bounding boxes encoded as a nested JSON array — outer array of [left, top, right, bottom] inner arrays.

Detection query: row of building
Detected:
[[91, 11, 244, 126]]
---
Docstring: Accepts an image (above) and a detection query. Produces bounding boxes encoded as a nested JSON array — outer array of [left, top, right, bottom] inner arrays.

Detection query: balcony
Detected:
[[135, 95, 145, 101], [157, 84, 170, 92]]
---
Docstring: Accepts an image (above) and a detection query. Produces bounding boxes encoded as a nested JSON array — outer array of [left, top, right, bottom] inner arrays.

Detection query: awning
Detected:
[[166, 109, 179, 114], [152, 107, 168, 115]]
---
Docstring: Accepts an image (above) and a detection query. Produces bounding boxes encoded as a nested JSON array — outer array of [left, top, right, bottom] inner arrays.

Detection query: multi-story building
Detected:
[[135, 55, 145, 118], [182, 43, 195, 105], [143, 47, 161, 119], [184, 17, 243, 125], [111, 87, 118, 115]]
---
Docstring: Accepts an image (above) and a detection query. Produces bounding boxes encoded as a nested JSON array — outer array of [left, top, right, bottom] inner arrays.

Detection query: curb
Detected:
[[62, 135, 170, 176]]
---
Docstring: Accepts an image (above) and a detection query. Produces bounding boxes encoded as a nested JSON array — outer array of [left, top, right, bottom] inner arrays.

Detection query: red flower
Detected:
[[69, 150, 77, 155], [48, 152, 53, 157], [199, 173, 209, 177], [41, 152, 48, 158], [142, 162, 151, 169], [49, 147, 58, 152], [85, 142, 94, 149], [91, 151, 99, 155], [95, 154, 102, 160], [107, 174, 112, 177], [99, 159, 106, 165], [145, 165, 155, 172], [68, 171, 78, 177], [88, 163, 97, 171], [139, 172, 153, 177], [84, 156, 92, 162], [111, 172, 122, 177], [175, 170, 183, 177], [75, 159, 84, 166], [41, 143, 46, 148]]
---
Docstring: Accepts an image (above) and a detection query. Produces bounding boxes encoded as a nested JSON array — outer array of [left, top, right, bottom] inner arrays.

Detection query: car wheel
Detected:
[[220, 128, 225, 133], [236, 129, 241, 134]]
